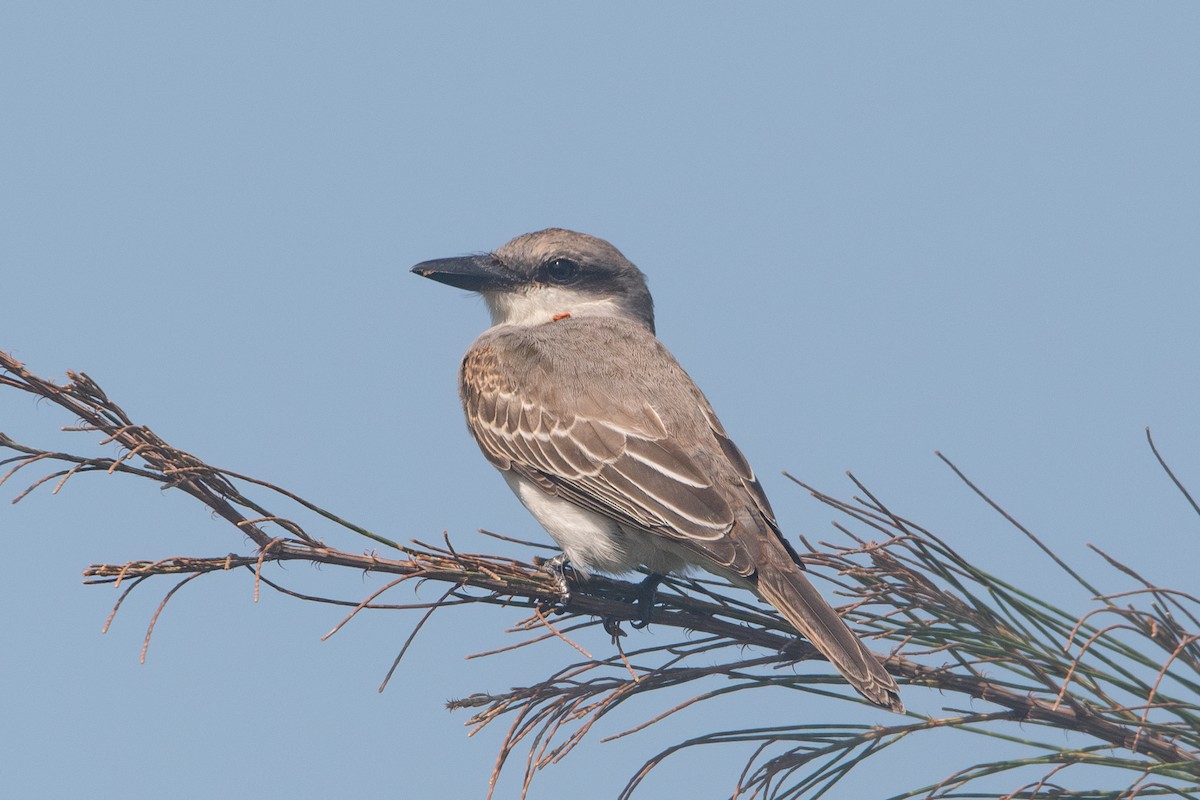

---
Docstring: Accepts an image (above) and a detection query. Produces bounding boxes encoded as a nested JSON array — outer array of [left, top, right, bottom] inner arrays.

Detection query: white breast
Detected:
[[502, 472, 696, 577]]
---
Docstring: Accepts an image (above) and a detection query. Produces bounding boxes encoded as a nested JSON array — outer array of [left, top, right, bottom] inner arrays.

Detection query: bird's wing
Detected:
[[461, 326, 903, 712], [461, 333, 780, 575]]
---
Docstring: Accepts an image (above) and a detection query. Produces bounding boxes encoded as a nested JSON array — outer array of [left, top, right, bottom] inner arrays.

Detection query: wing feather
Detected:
[[622, 437, 711, 488], [458, 322, 793, 578], [568, 417, 627, 462], [461, 340, 741, 549]]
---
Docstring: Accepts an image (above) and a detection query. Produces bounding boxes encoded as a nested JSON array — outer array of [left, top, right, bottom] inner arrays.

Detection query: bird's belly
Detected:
[[502, 472, 693, 577]]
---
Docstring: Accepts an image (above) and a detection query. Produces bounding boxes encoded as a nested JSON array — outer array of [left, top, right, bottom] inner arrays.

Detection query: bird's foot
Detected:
[[630, 573, 663, 629], [602, 617, 627, 642], [779, 637, 819, 661], [533, 553, 577, 613]]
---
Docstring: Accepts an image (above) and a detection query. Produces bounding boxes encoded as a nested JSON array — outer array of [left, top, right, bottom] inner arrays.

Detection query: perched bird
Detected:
[[411, 228, 903, 712]]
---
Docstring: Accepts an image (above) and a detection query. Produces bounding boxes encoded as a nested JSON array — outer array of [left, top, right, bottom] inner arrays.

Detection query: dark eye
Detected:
[[543, 258, 580, 285]]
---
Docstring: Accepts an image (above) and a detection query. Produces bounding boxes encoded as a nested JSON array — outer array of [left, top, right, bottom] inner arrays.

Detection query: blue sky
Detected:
[[3, 4, 1198, 798]]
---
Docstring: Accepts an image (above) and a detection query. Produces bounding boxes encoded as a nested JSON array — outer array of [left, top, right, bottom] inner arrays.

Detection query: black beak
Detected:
[[410, 254, 515, 292]]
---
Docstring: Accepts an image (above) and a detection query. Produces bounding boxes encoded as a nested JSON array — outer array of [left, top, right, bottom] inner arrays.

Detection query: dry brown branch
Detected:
[[3, 350, 1198, 799]]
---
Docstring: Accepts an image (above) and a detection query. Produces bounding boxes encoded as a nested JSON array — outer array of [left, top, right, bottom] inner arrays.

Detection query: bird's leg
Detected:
[[630, 573, 663, 629], [601, 574, 660, 640], [534, 553, 576, 613]]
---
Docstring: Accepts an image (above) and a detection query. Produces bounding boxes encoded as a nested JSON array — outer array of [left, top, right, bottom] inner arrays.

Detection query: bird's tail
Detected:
[[755, 564, 904, 713]]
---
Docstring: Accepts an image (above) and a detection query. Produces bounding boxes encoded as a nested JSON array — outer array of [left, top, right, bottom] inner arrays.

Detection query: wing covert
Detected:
[[460, 341, 737, 545]]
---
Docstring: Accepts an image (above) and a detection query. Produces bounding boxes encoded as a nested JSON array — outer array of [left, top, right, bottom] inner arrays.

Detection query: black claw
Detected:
[[630, 573, 663, 629], [602, 617, 627, 642], [536, 554, 576, 613]]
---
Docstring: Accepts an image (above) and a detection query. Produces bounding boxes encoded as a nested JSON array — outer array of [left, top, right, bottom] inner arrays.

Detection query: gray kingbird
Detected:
[[411, 228, 903, 712]]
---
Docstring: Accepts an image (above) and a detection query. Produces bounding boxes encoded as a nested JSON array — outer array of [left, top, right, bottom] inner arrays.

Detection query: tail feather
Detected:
[[756, 564, 904, 713]]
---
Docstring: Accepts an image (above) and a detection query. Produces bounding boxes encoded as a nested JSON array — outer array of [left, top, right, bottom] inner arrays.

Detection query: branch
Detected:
[[3, 350, 1198, 799]]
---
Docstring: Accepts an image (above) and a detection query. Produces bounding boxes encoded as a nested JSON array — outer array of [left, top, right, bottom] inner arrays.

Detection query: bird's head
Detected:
[[411, 228, 655, 333]]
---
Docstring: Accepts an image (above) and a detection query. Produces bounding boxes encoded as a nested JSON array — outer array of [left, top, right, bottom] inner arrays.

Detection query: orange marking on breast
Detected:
[[551, 312, 572, 321]]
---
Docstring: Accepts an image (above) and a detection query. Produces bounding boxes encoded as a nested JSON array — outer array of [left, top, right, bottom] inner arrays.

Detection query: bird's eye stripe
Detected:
[[543, 258, 580, 284]]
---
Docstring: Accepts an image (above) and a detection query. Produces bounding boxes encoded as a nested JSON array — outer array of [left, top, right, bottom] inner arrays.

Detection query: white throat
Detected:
[[483, 285, 625, 327]]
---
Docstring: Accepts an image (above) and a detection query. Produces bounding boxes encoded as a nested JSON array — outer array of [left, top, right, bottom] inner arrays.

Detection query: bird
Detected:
[[411, 228, 903, 712]]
